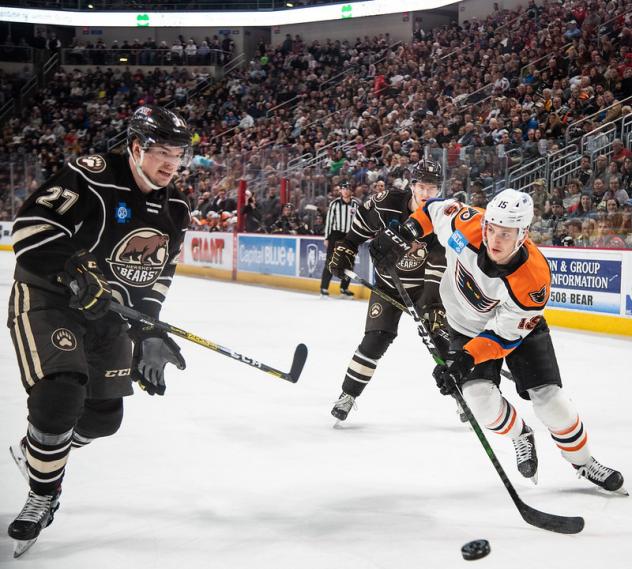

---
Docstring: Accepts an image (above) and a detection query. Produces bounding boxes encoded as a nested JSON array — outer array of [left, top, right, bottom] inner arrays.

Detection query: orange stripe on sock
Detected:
[[497, 407, 517, 435], [556, 433, 588, 452], [551, 415, 580, 436], [490, 400, 507, 428]]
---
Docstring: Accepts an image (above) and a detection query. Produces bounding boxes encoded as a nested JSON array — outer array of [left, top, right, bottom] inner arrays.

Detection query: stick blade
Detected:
[[288, 343, 308, 383], [519, 502, 585, 534]]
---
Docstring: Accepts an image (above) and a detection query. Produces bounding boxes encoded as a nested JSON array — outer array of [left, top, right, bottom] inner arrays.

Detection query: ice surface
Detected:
[[1, 252, 631, 568]]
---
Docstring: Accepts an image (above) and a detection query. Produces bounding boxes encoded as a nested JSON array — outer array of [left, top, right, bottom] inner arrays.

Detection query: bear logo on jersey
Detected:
[[107, 228, 169, 287], [77, 155, 106, 173], [455, 260, 499, 312], [51, 328, 77, 351], [396, 241, 428, 271]]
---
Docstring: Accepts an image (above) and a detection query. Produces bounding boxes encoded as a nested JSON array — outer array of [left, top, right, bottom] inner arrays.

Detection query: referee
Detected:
[[320, 181, 360, 297]]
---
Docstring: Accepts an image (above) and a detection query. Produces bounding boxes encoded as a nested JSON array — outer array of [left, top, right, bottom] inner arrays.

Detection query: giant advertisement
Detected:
[[237, 235, 297, 276], [183, 231, 233, 270], [543, 249, 623, 315]]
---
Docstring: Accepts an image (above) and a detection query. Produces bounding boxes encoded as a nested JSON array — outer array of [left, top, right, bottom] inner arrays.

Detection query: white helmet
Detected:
[[484, 188, 534, 251]]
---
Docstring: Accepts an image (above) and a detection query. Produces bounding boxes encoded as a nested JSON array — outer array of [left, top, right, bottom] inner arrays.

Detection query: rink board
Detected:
[[2, 223, 631, 335]]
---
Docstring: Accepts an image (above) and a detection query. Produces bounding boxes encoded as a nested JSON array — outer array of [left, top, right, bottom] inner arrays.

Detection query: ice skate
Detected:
[[331, 392, 356, 421], [512, 424, 538, 484], [9, 437, 28, 482], [574, 457, 627, 495], [320, 289, 330, 299], [339, 288, 355, 299], [9, 490, 61, 558]]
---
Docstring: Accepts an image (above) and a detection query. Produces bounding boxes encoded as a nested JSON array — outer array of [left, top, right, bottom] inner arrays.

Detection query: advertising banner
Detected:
[[297, 238, 373, 282], [0, 221, 13, 247], [238, 235, 297, 276], [183, 231, 233, 270], [544, 250, 622, 315]]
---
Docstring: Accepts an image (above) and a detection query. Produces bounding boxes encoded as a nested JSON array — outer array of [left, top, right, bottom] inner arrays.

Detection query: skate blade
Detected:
[[13, 538, 37, 558], [613, 485, 629, 496], [9, 445, 29, 482]]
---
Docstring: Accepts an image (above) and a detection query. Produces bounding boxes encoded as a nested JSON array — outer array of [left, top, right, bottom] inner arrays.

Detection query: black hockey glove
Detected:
[[369, 218, 422, 271], [422, 303, 446, 334], [432, 350, 475, 396], [129, 329, 186, 396], [328, 240, 357, 278], [60, 250, 112, 320]]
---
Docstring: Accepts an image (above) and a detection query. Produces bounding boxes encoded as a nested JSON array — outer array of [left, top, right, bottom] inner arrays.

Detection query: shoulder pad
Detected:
[[74, 154, 109, 175], [371, 188, 408, 210]]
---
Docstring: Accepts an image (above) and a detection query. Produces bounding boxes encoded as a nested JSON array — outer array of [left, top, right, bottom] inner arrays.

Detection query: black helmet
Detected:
[[410, 158, 442, 184], [127, 105, 192, 166]]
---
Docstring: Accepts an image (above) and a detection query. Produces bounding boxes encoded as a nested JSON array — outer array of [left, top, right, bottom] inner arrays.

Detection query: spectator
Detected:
[[572, 193, 596, 220]]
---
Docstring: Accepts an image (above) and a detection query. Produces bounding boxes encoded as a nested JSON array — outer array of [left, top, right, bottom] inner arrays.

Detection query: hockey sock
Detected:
[[25, 423, 72, 495], [529, 385, 590, 465], [463, 380, 525, 439], [71, 431, 94, 449], [341, 349, 378, 398]]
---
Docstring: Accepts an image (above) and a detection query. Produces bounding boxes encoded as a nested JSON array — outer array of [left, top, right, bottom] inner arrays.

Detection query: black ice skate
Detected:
[[339, 289, 355, 299], [512, 424, 538, 484], [574, 457, 628, 495], [9, 490, 61, 558], [320, 289, 330, 299], [9, 437, 28, 482], [331, 392, 356, 421]]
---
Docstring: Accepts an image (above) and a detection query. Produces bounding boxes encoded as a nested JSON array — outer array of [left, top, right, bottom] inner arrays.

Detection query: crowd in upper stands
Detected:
[[1, 0, 632, 247]]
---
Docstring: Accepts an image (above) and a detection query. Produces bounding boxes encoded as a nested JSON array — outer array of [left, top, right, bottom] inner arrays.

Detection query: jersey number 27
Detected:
[[36, 186, 79, 215]]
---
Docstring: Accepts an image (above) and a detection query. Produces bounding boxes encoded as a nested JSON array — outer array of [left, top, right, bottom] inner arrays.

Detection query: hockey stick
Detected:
[[109, 303, 308, 384], [344, 270, 515, 382], [384, 266, 584, 535]]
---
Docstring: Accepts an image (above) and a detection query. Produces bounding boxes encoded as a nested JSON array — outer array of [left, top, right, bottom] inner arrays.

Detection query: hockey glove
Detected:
[[130, 329, 186, 396], [432, 350, 475, 396], [422, 303, 446, 334], [60, 250, 112, 320], [328, 240, 357, 278], [369, 218, 422, 271]]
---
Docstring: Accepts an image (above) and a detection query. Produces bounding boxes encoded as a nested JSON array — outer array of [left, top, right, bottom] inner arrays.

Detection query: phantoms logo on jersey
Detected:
[[107, 228, 169, 287], [455, 260, 499, 312]]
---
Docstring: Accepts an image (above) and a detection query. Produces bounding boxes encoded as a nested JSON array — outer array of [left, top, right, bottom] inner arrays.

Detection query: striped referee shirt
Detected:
[[324, 196, 361, 238]]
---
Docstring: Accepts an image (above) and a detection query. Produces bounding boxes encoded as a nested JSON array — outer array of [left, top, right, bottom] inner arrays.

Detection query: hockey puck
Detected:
[[461, 539, 491, 561]]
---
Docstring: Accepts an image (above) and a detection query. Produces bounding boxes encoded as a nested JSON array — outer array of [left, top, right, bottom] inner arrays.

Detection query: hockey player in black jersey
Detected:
[[327, 159, 449, 421], [7, 105, 192, 557]]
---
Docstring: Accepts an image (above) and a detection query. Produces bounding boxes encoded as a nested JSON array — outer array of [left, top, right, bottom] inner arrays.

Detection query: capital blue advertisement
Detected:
[[298, 238, 373, 283], [546, 254, 622, 315], [237, 235, 297, 276]]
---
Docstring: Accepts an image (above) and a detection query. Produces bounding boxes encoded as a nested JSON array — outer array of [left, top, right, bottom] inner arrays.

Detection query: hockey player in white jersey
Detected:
[[370, 188, 626, 494]]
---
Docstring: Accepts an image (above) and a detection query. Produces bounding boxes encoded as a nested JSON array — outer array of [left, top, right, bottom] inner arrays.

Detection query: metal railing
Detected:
[[565, 95, 632, 144], [60, 47, 230, 67], [0, 44, 34, 63]]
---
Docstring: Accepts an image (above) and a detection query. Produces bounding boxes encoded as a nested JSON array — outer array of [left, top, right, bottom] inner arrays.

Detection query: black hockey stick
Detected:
[[344, 270, 515, 382], [385, 266, 584, 535], [109, 303, 307, 383]]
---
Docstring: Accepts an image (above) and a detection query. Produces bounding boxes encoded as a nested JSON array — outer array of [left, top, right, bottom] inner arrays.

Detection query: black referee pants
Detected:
[[320, 231, 351, 291]]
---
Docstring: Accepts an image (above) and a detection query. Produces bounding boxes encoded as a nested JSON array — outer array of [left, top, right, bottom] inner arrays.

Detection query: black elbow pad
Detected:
[[400, 217, 423, 242]]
